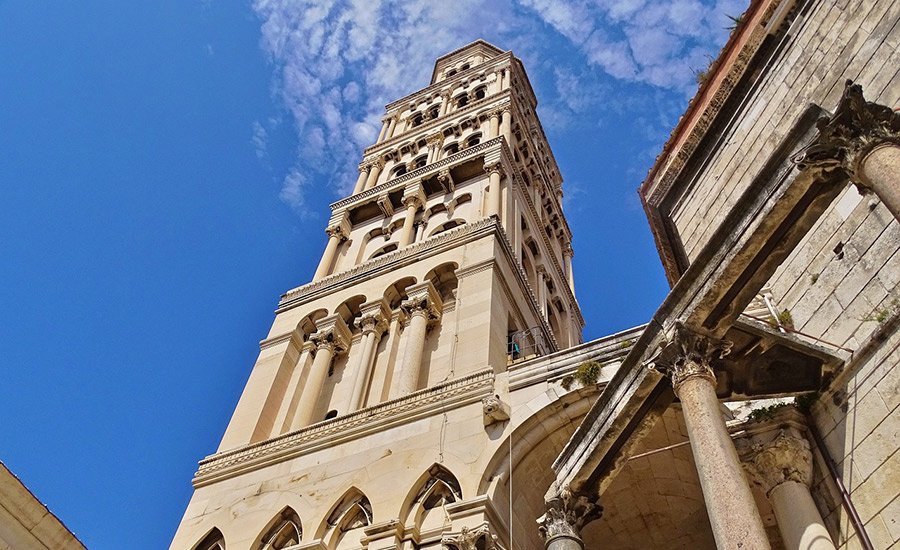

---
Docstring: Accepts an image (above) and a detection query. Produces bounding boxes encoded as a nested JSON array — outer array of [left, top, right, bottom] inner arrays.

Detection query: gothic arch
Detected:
[[254, 507, 302, 549], [399, 463, 463, 532], [315, 487, 373, 550], [191, 527, 225, 550]]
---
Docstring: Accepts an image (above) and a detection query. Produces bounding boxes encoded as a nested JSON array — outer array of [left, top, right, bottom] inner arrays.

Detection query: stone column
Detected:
[[348, 300, 389, 411], [377, 118, 389, 142], [537, 487, 602, 550], [439, 92, 452, 116], [659, 322, 771, 550], [746, 430, 836, 550], [563, 244, 575, 296], [386, 115, 398, 140], [793, 80, 900, 222], [488, 109, 501, 139], [391, 281, 442, 398], [398, 195, 422, 247], [415, 221, 426, 242], [290, 315, 351, 428], [500, 107, 512, 143], [275, 340, 315, 434], [537, 266, 547, 318], [426, 133, 444, 163], [364, 158, 384, 190], [313, 219, 349, 281], [353, 163, 370, 195], [485, 161, 503, 217]]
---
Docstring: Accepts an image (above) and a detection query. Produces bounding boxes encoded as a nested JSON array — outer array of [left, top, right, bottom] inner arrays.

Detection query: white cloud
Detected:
[[251, 0, 748, 213], [251, 121, 268, 160]]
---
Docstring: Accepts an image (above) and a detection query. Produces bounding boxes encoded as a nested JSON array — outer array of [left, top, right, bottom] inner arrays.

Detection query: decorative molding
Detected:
[[537, 487, 602, 544], [193, 368, 495, 487], [792, 80, 900, 192]]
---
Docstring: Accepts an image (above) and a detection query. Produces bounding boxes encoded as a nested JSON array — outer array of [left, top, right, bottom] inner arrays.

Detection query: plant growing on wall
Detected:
[[561, 360, 603, 390]]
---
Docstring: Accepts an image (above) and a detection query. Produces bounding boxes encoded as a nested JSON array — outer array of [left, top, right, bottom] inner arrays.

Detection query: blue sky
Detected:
[[0, 1, 743, 548]]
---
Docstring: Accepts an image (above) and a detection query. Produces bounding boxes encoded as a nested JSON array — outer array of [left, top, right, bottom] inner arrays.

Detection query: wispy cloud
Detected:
[[251, 0, 747, 213]]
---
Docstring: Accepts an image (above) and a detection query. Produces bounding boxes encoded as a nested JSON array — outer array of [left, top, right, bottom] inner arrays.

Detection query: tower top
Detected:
[[430, 39, 505, 84]]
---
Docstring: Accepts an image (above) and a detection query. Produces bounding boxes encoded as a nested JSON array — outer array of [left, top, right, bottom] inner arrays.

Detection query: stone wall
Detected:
[[668, 0, 899, 547]]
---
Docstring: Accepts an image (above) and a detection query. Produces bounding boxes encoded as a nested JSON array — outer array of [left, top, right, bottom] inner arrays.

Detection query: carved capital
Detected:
[[745, 429, 814, 496], [325, 224, 348, 240], [441, 524, 498, 550], [309, 314, 351, 354], [653, 322, 731, 392], [357, 299, 390, 336], [401, 194, 423, 209], [793, 80, 900, 191], [400, 280, 443, 322], [426, 133, 445, 147], [484, 161, 503, 176], [537, 487, 602, 544]]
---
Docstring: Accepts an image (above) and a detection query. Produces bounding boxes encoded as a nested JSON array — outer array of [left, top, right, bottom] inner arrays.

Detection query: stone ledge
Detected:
[[192, 368, 495, 487]]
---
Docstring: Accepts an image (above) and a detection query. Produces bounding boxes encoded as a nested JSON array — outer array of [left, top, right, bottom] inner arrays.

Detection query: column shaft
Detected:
[[291, 345, 334, 428], [860, 143, 900, 221], [770, 480, 835, 550], [365, 162, 382, 189], [500, 109, 511, 142], [489, 113, 500, 139], [678, 373, 770, 549], [395, 311, 427, 396], [349, 331, 378, 410], [399, 201, 418, 247], [313, 234, 341, 281], [353, 167, 369, 194], [386, 117, 397, 139], [487, 168, 502, 217]]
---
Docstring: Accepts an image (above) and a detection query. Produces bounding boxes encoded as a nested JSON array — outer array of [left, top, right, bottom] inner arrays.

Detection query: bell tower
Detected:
[[171, 40, 584, 550]]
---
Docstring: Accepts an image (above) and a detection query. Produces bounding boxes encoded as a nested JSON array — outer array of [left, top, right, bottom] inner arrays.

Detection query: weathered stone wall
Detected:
[[669, 0, 899, 547]]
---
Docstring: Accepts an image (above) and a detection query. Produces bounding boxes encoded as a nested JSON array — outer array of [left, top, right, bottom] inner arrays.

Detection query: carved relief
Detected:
[[745, 429, 814, 496], [442, 524, 499, 550], [537, 487, 602, 543], [793, 80, 900, 190], [482, 394, 510, 426]]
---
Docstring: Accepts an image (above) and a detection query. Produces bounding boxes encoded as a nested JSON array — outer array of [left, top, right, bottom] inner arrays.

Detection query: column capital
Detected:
[[653, 322, 731, 392], [401, 194, 423, 209], [357, 299, 390, 335], [309, 314, 351, 354], [484, 161, 503, 176], [325, 224, 348, 240], [745, 429, 814, 496], [537, 487, 602, 546], [793, 80, 900, 191], [357, 162, 371, 174], [364, 157, 384, 170], [441, 524, 499, 550], [400, 280, 443, 322], [563, 243, 574, 258], [426, 132, 444, 147]]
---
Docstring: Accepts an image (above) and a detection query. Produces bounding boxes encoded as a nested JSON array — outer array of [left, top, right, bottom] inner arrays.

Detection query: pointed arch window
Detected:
[[256, 508, 302, 550], [193, 528, 225, 550]]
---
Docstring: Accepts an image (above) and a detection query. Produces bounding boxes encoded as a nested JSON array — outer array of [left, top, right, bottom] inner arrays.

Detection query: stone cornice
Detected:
[[430, 39, 505, 82], [334, 137, 506, 212], [277, 217, 497, 310], [364, 92, 511, 159], [193, 368, 495, 487]]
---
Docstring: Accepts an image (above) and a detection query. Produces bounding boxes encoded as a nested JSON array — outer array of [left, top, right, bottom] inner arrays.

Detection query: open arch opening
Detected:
[[254, 507, 302, 549], [316, 487, 373, 550], [192, 527, 225, 550], [400, 464, 463, 536]]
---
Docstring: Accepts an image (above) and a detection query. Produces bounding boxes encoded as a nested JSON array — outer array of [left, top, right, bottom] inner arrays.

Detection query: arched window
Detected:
[[324, 409, 338, 420], [413, 155, 428, 169], [316, 488, 373, 550], [410, 112, 424, 127], [473, 86, 486, 100], [464, 133, 481, 148], [455, 93, 469, 108], [428, 219, 465, 237], [391, 164, 407, 178], [255, 508, 302, 550], [443, 142, 459, 156], [445, 69, 457, 78], [460, 63, 470, 71], [193, 528, 225, 550], [370, 243, 398, 259], [428, 105, 440, 119], [400, 464, 463, 535]]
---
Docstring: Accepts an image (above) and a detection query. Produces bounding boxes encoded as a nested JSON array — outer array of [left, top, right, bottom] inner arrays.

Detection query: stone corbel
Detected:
[[793, 79, 900, 193], [402, 181, 427, 209], [482, 394, 510, 426], [325, 212, 352, 240], [437, 169, 455, 192], [309, 313, 352, 355], [377, 194, 395, 217], [537, 486, 602, 548], [401, 280, 443, 325]]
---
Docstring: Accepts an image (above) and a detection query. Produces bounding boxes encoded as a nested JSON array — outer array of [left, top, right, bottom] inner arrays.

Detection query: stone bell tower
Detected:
[[171, 40, 585, 550]]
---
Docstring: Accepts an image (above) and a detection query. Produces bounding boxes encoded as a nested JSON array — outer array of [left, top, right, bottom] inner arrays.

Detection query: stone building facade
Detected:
[[171, 1, 900, 547]]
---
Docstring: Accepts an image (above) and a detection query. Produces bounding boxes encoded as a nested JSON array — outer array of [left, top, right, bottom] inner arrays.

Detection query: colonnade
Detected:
[[288, 280, 444, 430]]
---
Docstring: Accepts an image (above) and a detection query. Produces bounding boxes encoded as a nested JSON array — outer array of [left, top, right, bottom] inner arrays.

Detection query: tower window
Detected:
[[410, 113, 424, 127], [464, 133, 481, 148], [324, 410, 338, 420], [445, 69, 457, 78], [413, 155, 428, 169], [473, 86, 486, 100], [428, 105, 440, 119], [391, 164, 408, 178], [444, 143, 459, 156], [455, 94, 469, 108], [460, 63, 470, 71]]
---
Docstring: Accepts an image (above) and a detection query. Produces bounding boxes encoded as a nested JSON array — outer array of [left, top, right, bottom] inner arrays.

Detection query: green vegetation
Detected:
[[561, 360, 603, 391]]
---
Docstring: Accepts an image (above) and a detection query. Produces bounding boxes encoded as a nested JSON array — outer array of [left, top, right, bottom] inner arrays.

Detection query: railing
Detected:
[[507, 327, 549, 364]]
